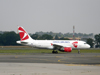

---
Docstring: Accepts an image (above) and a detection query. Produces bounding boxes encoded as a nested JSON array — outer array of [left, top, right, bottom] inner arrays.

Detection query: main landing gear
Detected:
[[52, 50, 58, 53], [52, 47, 58, 54]]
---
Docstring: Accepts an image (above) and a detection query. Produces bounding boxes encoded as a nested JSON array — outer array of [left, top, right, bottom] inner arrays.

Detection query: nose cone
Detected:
[[87, 44, 90, 48]]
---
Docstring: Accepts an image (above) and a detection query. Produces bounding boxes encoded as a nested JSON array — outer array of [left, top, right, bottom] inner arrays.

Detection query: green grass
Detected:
[[72, 49, 100, 53], [0, 49, 52, 53], [0, 49, 100, 54], [0, 46, 100, 54]]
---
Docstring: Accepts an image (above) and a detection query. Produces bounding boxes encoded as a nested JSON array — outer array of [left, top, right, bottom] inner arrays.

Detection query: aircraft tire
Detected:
[[78, 50, 80, 54], [52, 51, 58, 54]]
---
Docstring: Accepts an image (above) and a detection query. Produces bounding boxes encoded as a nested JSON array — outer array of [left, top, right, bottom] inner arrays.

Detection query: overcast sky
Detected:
[[0, 0, 100, 34]]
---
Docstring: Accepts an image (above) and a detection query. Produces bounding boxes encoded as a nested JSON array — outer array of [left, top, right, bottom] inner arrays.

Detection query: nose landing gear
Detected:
[[78, 49, 80, 54]]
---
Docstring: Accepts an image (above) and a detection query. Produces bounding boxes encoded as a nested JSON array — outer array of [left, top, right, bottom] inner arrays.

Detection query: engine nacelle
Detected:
[[64, 47, 72, 52], [59, 47, 72, 52]]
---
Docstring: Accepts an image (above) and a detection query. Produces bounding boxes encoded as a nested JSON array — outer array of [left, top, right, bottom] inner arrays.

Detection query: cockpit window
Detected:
[[84, 43, 87, 44]]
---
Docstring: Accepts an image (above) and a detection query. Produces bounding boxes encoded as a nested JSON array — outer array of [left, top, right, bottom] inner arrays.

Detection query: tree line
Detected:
[[35, 31, 93, 38], [86, 34, 100, 48], [0, 31, 69, 46], [0, 31, 100, 48], [0, 31, 20, 46]]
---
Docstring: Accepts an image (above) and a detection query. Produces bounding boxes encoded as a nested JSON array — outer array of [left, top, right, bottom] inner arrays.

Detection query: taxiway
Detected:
[[0, 53, 100, 75]]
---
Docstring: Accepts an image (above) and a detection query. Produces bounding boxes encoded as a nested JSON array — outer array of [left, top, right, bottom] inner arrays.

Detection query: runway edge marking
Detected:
[[65, 64, 100, 66]]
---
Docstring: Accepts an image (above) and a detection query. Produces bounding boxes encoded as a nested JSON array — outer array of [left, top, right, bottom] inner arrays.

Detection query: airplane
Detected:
[[16, 26, 90, 53]]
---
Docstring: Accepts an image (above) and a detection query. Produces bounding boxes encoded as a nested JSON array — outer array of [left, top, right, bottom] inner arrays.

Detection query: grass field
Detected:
[[0, 49, 100, 54], [0, 46, 100, 54]]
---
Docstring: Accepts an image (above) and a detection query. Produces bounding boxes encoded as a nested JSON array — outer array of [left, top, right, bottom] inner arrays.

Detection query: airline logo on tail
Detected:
[[18, 27, 29, 41]]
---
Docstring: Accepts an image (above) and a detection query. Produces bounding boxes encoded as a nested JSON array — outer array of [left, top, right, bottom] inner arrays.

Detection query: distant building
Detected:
[[68, 37, 81, 40]]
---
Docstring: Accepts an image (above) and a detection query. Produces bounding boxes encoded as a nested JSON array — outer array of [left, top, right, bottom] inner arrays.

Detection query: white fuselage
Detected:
[[17, 40, 90, 49], [16, 26, 90, 53]]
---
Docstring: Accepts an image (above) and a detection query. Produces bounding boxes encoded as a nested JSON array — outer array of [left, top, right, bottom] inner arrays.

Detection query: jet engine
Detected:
[[59, 47, 72, 52]]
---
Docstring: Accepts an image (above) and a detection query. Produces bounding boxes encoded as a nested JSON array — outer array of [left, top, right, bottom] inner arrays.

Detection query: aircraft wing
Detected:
[[52, 44, 63, 47], [52, 43, 71, 49]]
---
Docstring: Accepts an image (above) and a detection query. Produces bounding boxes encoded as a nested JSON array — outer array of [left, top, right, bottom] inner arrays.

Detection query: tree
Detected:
[[55, 35, 59, 40], [59, 37, 69, 40], [31, 34, 39, 39], [39, 34, 53, 40], [0, 33, 3, 45], [0, 31, 20, 46], [87, 38, 94, 48], [95, 34, 100, 45]]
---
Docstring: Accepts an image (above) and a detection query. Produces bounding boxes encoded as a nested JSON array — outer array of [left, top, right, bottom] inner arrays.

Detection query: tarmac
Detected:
[[0, 53, 100, 75]]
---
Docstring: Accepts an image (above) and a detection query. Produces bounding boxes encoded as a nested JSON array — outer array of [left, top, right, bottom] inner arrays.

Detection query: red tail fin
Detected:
[[18, 27, 32, 41]]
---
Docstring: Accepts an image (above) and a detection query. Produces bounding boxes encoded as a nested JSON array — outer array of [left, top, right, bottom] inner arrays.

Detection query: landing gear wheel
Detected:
[[52, 51, 58, 54], [52, 51, 54, 53], [78, 49, 80, 54], [55, 51, 58, 53]]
